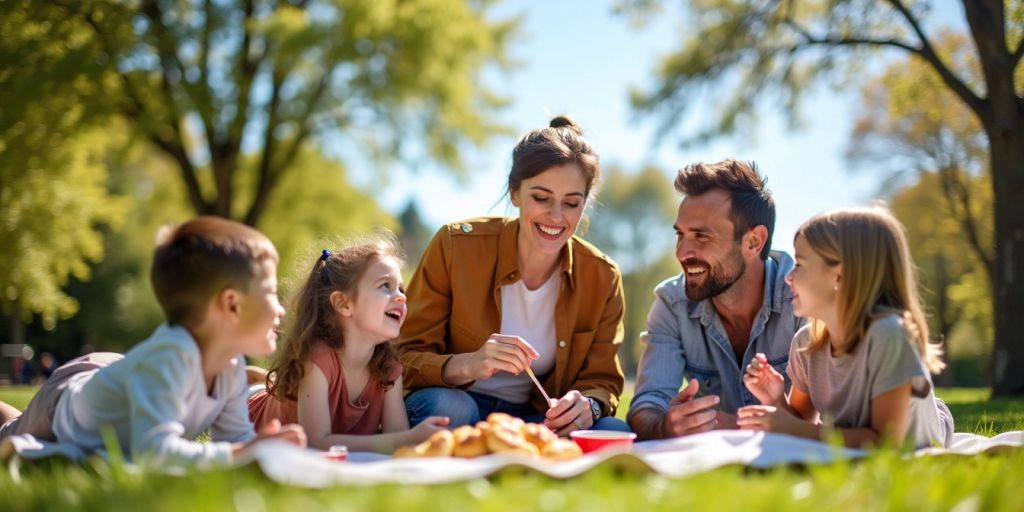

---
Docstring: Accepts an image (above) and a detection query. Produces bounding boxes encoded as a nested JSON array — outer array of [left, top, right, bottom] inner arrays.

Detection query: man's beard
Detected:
[[681, 246, 746, 302]]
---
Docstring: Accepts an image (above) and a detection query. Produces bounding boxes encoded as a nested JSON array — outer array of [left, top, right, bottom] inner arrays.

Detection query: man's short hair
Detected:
[[674, 159, 775, 260], [150, 216, 278, 327]]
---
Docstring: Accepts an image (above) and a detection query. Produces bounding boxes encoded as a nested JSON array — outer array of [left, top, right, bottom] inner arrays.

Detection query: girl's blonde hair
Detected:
[[797, 206, 945, 373], [266, 232, 404, 401]]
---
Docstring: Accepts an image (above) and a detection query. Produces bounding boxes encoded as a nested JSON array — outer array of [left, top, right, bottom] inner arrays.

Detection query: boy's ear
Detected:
[[214, 288, 242, 320], [329, 290, 352, 317]]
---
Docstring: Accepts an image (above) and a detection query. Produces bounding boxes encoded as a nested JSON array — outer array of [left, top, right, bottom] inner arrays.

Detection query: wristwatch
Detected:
[[586, 397, 602, 422]]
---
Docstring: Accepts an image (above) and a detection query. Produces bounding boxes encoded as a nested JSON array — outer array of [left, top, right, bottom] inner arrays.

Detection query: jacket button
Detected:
[[459, 223, 473, 233], [558, 340, 566, 348]]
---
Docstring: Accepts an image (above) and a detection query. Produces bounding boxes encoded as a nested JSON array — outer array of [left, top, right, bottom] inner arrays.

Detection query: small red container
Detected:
[[569, 430, 637, 454], [323, 445, 348, 462]]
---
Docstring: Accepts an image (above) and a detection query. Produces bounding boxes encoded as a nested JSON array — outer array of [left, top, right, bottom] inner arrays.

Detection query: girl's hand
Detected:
[[743, 353, 785, 406], [736, 405, 810, 438], [406, 416, 450, 444], [462, 334, 540, 381], [544, 390, 592, 436], [233, 419, 307, 459]]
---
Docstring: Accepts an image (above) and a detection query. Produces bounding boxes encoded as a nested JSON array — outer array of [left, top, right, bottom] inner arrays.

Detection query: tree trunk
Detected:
[[988, 119, 1024, 395]]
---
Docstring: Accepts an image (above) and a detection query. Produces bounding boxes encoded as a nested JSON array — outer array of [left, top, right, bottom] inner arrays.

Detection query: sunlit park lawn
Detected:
[[2, 386, 1023, 511]]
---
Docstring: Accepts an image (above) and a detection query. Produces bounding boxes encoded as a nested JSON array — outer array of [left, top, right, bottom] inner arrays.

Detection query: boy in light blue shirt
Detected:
[[0, 217, 306, 467]]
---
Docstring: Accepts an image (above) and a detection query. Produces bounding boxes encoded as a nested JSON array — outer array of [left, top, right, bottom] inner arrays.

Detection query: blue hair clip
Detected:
[[320, 249, 331, 262]]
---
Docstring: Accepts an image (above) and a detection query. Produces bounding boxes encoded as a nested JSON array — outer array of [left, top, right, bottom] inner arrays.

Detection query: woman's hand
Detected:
[[544, 390, 593, 436], [447, 334, 539, 383], [405, 416, 451, 445], [743, 353, 785, 406]]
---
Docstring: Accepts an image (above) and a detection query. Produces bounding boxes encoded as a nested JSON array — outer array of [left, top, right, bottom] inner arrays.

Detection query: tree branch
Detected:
[[939, 164, 995, 280], [143, 0, 229, 215], [244, 70, 285, 226], [1013, 39, 1024, 68], [226, 0, 258, 162], [884, 0, 933, 53], [275, 70, 334, 175], [784, 7, 986, 118], [78, 4, 209, 214]]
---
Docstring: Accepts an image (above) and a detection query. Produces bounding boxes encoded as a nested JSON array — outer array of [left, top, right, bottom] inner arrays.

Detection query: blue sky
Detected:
[[364, 0, 963, 256]]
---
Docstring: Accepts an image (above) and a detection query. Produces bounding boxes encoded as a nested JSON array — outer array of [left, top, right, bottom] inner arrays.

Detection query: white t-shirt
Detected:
[[51, 324, 256, 467], [470, 271, 560, 403]]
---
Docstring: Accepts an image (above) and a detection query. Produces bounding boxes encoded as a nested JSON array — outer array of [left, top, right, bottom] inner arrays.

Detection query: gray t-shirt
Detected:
[[788, 315, 948, 448]]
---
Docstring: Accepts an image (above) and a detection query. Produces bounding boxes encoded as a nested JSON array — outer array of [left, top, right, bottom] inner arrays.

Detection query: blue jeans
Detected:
[[405, 387, 632, 432]]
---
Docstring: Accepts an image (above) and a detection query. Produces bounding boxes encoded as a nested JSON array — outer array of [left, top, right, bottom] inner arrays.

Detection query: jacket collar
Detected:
[[496, 218, 575, 289]]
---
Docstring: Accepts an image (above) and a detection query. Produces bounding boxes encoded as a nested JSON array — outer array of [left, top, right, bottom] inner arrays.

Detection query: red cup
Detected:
[[323, 445, 348, 462], [569, 430, 637, 454]]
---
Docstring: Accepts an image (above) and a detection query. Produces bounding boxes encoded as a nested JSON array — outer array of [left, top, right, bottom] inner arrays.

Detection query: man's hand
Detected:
[[661, 379, 720, 437]]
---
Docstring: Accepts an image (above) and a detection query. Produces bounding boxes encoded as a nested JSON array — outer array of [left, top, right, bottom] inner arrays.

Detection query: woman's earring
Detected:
[[833, 284, 839, 291]]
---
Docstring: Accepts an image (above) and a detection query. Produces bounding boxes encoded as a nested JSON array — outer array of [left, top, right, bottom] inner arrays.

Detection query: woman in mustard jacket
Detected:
[[396, 116, 629, 434]]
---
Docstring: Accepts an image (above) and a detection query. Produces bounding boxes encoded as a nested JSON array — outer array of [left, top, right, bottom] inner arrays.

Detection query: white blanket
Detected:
[[239, 430, 1024, 488], [4, 430, 1020, 485]]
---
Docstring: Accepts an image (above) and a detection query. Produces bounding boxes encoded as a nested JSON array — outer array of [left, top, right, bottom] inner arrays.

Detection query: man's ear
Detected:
[[330, 290, 352, 317], [745, 225, 770, 256]]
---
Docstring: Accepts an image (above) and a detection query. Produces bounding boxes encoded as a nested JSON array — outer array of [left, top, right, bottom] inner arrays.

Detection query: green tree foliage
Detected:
[[255, 146, 397, 288], [585, 165, 680, 375], [0, 3, 130, 331], [849, 33, 994, 283], [11, 0, 513, 225], [0, 129, 130, 332], [21, 143, 394, 356], [624, 0, 1024, 395]]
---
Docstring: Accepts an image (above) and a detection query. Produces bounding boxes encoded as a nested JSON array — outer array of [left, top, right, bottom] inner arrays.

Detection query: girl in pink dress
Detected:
[[249, 234, 448, 453]]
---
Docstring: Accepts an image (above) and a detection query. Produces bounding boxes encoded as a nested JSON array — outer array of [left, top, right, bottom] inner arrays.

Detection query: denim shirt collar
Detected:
[[686, 250, 794, 326]]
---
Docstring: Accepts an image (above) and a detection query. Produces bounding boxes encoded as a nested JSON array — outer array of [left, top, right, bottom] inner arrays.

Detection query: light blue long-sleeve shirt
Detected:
[[628, 251, 805, 420], [51, 324, 255, 468]]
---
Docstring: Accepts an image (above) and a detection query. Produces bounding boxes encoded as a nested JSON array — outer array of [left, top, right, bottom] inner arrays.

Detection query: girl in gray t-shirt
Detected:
[[736, 207, 953, 449]]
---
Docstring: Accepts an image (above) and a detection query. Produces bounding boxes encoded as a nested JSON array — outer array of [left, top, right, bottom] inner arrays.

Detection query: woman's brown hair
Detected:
[[266, 233, 404, 401], [508, 115, 601, 200]]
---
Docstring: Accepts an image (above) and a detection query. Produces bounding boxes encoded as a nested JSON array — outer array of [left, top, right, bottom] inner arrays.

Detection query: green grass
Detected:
[[1, 385, 1022, 511], [1, 386, 39, 411]]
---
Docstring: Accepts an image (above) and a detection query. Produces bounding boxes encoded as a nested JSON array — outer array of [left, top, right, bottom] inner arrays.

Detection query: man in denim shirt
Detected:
[[628, 160, 804, 440]]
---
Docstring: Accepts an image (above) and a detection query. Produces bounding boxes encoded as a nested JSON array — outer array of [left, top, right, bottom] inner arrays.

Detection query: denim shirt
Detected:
[[627, 251, 804, 419]]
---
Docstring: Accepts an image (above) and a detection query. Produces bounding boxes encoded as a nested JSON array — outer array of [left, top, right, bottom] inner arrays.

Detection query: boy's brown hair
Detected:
[[151, 216, 279, 327]]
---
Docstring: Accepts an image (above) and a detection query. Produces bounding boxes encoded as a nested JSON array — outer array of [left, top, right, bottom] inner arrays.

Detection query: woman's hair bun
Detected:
[[549, 115, 582, 135]]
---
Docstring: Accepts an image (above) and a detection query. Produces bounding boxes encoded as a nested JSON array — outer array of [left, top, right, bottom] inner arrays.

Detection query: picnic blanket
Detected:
[[238, 430, 1024, 488], [5, 430, 1021, 485]]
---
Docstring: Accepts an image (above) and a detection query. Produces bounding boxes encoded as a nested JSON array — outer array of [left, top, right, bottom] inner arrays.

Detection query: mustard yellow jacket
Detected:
[[396, 217, 626, 416]]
